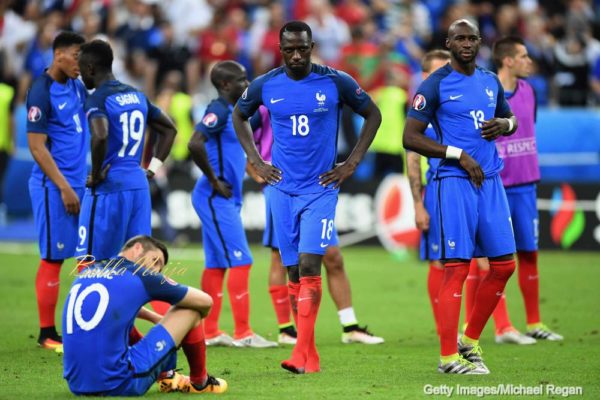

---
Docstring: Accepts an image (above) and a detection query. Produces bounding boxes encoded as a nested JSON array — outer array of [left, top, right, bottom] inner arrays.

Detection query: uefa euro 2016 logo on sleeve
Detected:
[[412, 94, 426, 111]]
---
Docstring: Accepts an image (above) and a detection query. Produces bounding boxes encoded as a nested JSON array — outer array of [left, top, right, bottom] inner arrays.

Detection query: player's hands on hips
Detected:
[[459, 152, 484, 188], [254, 160, 282, 185], [60, 186, 80, 215], [481, 118, 510, 141], [414, 202, 430, 231], [319, 161, 356, 189], [211, 178, 233, 198]]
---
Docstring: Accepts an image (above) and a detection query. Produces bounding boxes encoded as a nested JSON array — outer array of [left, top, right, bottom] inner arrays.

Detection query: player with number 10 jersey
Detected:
[[75, 40, 176, 261]]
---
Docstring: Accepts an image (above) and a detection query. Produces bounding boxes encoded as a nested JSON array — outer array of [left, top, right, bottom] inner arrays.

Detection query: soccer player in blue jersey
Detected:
[[407, 49, 451, 338], [188, 60, 277, 348], [75, 39, 176, 261], [62, 235, 227, 395], [26, 31, 87, 350], [233, 21, 382, 374], [403, 19, 518, 374]]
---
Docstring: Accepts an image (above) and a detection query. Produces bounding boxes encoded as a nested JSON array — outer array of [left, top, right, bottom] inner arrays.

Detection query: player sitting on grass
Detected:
[[62, 235, 227, 395]]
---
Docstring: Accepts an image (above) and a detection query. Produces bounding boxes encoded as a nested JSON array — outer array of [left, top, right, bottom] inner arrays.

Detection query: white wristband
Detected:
[[506, 118, 514, 132], [445, 145, 463, 160], [148, 157, 163, 174]]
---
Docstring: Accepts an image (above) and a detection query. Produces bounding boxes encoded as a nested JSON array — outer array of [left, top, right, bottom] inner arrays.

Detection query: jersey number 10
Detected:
[[65, 283, 109, 334], [118, 110, 145, 157]]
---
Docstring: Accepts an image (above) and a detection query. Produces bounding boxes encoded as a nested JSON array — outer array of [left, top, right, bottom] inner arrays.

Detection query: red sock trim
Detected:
[[36, 260, 63, 328]]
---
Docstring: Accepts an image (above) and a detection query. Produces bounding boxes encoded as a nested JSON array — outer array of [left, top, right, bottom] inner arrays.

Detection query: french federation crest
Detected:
[[316, 91, 326, 107]]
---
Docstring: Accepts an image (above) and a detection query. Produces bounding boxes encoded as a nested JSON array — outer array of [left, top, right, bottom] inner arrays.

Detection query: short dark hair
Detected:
[[210, 60, 243, 90], [492, 36, 525, 69], [421, 49, 451, 73], [121, 235, 169, 266], [52, 31, 85, 51], [279, 20, 312, 42], [80, 39, 113, 72]]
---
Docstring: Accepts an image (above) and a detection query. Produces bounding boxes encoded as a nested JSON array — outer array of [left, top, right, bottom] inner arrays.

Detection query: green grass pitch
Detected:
[[1, 245, 599, 399]]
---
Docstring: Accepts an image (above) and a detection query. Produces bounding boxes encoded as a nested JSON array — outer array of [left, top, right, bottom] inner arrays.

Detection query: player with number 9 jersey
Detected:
[[75, 40, 176, 261]]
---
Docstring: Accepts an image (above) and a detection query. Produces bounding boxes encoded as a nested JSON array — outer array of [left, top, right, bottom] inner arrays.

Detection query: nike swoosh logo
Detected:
[[58, 102, 67, 110], [75, 247, 86, 252], [320, 242, 328, 248], [235, 292, 248, 300], [275, 298, 288, 304], [270, 98, 284, 104], [496, 291, 504, 296], [298, 297, 312, 302], [528, 275, 538, 280], [449, 95, 463, 100], [452, 293, 462, 298], [47, 281, 60, 287]]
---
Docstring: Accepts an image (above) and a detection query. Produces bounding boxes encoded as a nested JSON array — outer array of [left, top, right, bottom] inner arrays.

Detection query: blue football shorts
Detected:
[[438, 175, 516, 260], [192, 188, 253, 268], [269, 187, 338, 267], [29, 183, 84, 260], [263, 185, 339, 250], [76, 188, 151, 261], [419, 179, 441, 261], [505, 183, 538, 252]]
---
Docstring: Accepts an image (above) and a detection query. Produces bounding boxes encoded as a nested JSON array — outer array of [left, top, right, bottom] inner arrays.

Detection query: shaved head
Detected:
[[448, 19, 479, 38]]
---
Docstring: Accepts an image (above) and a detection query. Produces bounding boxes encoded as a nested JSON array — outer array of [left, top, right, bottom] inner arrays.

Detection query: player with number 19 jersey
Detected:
[[408, 64, 516, 260], [76, 81, 161, 260], [237, 64, 370, 266]]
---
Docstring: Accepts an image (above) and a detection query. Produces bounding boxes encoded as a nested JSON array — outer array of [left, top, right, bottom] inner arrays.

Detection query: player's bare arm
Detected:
[[319, 101, 382, 188], [406, 151, 430, 231], [403, 117, 484, 188], [481, 114, 518, 141], [137, 306, 162, 324], [174, 286, 213, 319], [87, 116, 110, 188], [27, 133, 80, 214], [232, 105, 282, 184], [146, 109, 177, 178], [188, 131, 232, 198]]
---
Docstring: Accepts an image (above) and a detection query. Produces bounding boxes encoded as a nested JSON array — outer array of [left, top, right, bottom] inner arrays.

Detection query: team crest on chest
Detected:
[[314, 91, 328, 112], [485, 87, 496, 107]]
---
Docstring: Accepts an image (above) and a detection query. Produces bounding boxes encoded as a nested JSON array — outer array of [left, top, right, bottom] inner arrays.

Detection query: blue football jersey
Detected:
[[195, 97, 246, 203], [408, 65, 512, 179], [236, 64, 371, 195], [62, 257, 188, 393], [26, 73, 88, 189], [85, 80, 160, 193]]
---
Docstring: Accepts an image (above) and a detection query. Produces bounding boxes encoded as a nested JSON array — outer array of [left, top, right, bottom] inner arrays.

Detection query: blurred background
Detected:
[[0, 0, 598, 251]]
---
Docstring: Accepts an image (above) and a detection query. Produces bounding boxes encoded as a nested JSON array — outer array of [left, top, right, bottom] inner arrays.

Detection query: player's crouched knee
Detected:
[[178, 287, 213, 319]]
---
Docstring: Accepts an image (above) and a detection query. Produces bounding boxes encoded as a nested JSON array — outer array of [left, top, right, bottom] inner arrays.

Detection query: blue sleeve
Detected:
[[593, 57, 600, 79], [26, 79, 51, 134], [249, 109, 263, 131], [194, 103, 229, 139], [331, 69, 371, 113], [84, 92, 108, 121], [235, 75, 265, 118], [146, 97, 161, 120], [139, 269, 189, 304], [494, 75, 512, 118], [407, 75, 440, 124]]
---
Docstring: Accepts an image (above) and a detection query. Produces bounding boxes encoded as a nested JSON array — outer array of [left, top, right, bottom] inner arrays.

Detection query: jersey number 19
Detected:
[[118, 110, 145, 157]]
